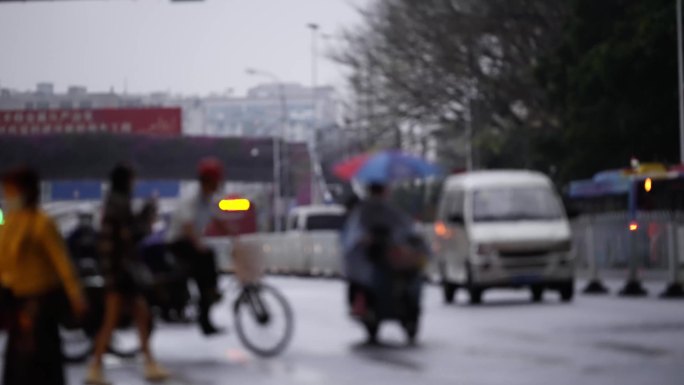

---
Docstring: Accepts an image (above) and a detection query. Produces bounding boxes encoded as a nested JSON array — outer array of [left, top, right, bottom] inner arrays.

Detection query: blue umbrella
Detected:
[[354, 150, 441, 184]]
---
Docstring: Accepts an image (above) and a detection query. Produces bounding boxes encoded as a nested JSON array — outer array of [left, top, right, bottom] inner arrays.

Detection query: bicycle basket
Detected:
[[232, 238, 264, 284]]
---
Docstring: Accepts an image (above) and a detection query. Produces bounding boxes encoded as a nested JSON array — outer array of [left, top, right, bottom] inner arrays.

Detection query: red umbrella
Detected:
[[332, 153, 373, 181]]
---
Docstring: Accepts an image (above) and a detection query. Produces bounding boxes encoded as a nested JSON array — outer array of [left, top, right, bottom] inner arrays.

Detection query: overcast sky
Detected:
[[0, 0, 365, 96]]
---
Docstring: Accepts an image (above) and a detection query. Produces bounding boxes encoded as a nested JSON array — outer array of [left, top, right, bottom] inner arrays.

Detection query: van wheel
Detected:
[[364, 321, 379, 344], [559, 282, 574, 303], [443, 283, 457, 304], [465, 263, 483, 305], [531, 286, 544, 303], [402, 312, 420, 345]]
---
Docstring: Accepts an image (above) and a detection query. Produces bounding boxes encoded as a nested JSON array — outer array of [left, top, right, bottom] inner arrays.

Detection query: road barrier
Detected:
[[580, 216, 610, 294], [207, 212, 684, 298], [572, 211, 684, 298], [661, 220, 684, 298], [47, 200, 684, 299], [205, 232, 343, 278]]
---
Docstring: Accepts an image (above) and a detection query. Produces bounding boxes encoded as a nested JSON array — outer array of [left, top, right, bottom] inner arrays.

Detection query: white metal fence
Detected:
[[572, 211, 684, 272]]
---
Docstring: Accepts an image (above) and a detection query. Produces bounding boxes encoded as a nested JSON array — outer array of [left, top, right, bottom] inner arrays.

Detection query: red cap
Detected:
[[197, 157, 224, 182]]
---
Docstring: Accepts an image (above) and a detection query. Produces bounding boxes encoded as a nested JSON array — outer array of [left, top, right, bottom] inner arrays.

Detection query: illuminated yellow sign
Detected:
[[219, 198, 251, 212]]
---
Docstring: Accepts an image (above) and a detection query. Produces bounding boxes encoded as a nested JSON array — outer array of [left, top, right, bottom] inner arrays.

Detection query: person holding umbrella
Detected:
[[333, 150, 441, 186], [336, 151, 437, 343]]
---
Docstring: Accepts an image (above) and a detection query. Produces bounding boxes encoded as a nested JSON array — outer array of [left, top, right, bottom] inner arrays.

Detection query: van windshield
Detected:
[[472, 187, 564, 222], [305, 214, 345, 231]]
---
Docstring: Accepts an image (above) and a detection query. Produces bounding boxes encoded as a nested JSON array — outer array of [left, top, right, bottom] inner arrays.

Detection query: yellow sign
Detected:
[[219, 198, 251, 212]]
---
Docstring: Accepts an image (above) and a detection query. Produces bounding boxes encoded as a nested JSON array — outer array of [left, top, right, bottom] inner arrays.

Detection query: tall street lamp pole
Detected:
[[246, 68, 288, 231], [307, 23, 321, 204], [678, 0, 684, 162]]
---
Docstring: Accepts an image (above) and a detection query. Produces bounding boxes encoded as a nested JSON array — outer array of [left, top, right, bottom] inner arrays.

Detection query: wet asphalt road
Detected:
[[3, 277, 684, 385]]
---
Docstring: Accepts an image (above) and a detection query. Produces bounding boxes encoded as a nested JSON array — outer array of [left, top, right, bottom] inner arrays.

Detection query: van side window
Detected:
[[438, 195, 451, 220], [448, 190, 465, 222]]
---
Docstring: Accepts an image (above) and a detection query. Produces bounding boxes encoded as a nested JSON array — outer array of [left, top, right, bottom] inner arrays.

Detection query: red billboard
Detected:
[[0, 108, 181, 136]]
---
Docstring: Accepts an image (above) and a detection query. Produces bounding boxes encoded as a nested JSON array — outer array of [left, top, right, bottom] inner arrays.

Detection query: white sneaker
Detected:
[[144, 362, 171, 382], [84, 365, 111, 385]]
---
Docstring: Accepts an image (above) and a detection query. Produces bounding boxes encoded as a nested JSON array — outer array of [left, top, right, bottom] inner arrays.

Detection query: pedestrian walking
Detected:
[[85, 164, 169, 385], [0, 166, 87, 385]]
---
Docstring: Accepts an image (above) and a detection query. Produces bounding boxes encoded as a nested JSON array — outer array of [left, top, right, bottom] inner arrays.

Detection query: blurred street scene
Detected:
[[1, 0, 684, 384]]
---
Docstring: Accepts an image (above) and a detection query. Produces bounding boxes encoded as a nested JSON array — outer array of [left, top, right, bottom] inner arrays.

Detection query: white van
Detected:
[[282, 204, 346, 275], [434, 170, 574, 304]]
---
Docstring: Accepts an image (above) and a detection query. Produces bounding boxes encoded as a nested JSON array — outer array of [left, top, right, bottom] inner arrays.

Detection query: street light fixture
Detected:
[[245, 67, 289, 232]]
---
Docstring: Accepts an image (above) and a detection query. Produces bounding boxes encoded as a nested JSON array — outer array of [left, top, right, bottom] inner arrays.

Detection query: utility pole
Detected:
[[308, 23, 321, 203], [246, 68, 287, 231], [678, 0, 684, 162]]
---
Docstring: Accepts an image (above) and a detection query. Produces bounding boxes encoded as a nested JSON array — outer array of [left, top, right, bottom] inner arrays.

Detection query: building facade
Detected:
[[0, 82, 340, 141], [201, 83, 338, 142]]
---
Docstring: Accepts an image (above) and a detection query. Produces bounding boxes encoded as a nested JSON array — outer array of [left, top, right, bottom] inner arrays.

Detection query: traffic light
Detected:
[[629, 221, 639, 232], [644, 178, 653, 192]]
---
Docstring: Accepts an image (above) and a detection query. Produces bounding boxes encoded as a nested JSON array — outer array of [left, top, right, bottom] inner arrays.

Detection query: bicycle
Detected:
[[61, 237, 295, 361]]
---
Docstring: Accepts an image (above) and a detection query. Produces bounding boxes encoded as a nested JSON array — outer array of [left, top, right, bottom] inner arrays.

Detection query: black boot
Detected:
[[198, 293, 224, 336]]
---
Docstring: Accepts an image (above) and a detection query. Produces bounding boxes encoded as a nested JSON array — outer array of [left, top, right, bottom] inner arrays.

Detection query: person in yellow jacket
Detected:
[[0, 166, 87, 385]]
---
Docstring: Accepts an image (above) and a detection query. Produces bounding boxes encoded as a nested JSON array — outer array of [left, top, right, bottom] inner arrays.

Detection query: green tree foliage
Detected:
[[335, 0, 678, 185], [334, 0, 567, 170], [538, 0, 679, 182]]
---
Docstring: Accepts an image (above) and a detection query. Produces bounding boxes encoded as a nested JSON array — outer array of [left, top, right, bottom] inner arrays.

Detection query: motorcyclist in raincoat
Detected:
[[342, 182, 429, 344]]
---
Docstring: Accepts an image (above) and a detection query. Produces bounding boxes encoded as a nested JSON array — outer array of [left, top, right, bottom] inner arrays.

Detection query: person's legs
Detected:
[[3, 300, 22, 385], [86, 292, 122, 385], [35, 301, 66, 385], [195, 248, 222, 334], [172, 240, 221, 335], [131, 296, 169, 381], [199, 248, 219, 291], [3, 296, 65, 385], [131, 296, 152, 362]]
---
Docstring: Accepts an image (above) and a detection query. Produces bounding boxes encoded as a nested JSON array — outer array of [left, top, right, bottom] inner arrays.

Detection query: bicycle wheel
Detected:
[[60, 326, 93, 363], [233, 283, 294, 357]]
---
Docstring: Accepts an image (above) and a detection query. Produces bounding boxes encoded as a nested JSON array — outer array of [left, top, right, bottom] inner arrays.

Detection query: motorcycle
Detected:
[[349, 228, 429, 345]]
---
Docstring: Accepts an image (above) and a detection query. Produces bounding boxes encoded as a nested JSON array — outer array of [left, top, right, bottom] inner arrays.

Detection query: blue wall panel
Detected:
[[50, 181, 102, 200]]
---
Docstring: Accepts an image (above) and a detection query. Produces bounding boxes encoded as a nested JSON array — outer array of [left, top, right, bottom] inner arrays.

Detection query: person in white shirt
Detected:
[[167, 158, 224, 335]]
